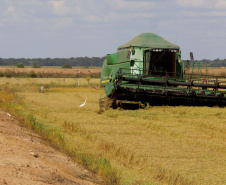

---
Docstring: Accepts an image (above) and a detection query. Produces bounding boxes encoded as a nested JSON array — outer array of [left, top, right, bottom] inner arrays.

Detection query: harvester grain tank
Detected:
[[99, 33, 226, 111]]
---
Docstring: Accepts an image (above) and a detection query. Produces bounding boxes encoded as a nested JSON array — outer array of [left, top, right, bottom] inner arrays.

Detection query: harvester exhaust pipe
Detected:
[[190, 52, 194, 60]]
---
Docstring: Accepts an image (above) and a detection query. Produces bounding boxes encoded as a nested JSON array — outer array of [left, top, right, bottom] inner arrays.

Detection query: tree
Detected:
[[62, 64, 72, 69], [33, 62, 41, 68], [17, 63, 24, 68]]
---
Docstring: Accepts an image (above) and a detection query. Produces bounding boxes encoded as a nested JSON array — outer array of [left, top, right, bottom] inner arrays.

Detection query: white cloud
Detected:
[[2, 0, 21, 20], [3, 0, 15, 12], [55, 17, 73, 28], [177, 0, 226, 10], [48, 0, 156, 24], [176, 0, 226, 21], [50, 0, 86, 16], [50, 0, 71, 15], [8, 5, 15, 12], [84, 12, 155, 23], [110, 0, 155, 11], [81, 0, 156, 23], [85, 15, 102, 22], [18, 0, 43, 6], [182, 10, 226, 17], [215, 0, 226, 9]]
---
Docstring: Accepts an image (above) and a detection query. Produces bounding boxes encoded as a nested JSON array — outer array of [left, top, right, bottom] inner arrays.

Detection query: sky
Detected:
[[0, 0, 226, 60]]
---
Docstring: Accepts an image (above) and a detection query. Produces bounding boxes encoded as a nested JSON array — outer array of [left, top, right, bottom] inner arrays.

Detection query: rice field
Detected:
[[0, 66, 101, 75], [0, 76, 226, 184], [0, 67, 101, 78], [0, 78, 226, 184]]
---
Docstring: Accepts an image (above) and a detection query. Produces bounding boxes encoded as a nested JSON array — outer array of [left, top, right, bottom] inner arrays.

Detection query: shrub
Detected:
[[29, 70, 37, 78], [33, 62, 41, 68], [62, 64, 72, 69], [17, 63, 24, 68]]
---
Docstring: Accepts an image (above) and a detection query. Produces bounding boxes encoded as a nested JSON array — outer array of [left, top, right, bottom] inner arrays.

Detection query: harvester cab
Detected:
[[143, 48, 181, 77], [99, 33, 226, 112]]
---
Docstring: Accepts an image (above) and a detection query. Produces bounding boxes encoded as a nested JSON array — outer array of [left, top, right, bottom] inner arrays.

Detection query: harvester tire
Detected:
[[219, 93, 224, 98], [98, 97, 113, 113], [105, 103, 111, 110]]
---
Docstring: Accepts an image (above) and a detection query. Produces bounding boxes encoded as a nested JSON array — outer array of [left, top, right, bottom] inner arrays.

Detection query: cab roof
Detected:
[[117, 33, 179, 50]]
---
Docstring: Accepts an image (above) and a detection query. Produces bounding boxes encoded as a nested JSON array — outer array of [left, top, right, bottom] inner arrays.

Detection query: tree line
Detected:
[[0, 57, 105, 67], [0, 57, 225, 67], [198, 58, 226, 67]]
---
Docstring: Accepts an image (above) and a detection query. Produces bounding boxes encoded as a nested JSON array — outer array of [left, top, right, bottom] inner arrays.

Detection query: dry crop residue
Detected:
[[0, 109, 101, 185], [0, 67, 101, 75]]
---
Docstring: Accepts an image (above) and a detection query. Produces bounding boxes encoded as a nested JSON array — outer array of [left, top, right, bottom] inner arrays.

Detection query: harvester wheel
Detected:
[[105, 103, 111, 110], [201, 91, 206, 96], [191, 90, 196, 97], [218, 93, 224, 98], [98, 97, 113, 113], [182, 90, 187, 96], [144, 102, 150, 109]]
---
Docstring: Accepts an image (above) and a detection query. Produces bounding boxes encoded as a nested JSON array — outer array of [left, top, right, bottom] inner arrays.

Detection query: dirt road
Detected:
[[0, 110, 101, 185]]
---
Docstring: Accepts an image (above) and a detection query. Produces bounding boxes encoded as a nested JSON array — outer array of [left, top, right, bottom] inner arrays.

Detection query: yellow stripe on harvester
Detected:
[[101, 80, 109, 84]]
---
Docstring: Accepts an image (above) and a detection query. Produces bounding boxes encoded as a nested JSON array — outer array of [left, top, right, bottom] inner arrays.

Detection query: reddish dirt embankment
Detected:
[[0, 110, 101, 185]]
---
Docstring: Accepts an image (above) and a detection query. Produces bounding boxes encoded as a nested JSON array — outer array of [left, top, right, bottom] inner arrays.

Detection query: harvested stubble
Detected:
[[0, 67, 101, 78]]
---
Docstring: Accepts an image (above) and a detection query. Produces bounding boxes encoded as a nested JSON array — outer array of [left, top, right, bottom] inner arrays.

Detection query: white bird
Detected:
[[79, 98, 87, 107], [78, 80, 80, 86], [7, 113, 11, 117], [40, 86, 45, 93]]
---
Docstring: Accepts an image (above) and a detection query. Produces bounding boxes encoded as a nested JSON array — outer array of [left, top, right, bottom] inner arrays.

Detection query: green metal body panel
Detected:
[[100, 57, 131, 87], [106, 53, 117, 65], [101, 33, 181, 87]]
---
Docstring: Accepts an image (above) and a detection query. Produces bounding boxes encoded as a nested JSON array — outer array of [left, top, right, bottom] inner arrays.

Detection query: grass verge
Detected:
[[0, 87, 120, 185]]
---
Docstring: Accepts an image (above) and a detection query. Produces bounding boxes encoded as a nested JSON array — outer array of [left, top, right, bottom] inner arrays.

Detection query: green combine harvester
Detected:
[[99, 33, 226, 111]]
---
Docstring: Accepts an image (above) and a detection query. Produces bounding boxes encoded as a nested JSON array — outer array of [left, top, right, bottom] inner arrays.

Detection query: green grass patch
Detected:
[[0, 85, 120, 184]]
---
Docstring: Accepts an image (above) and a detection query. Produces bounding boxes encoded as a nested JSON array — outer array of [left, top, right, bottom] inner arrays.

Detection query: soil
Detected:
[[0, 109, 102, 185]]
